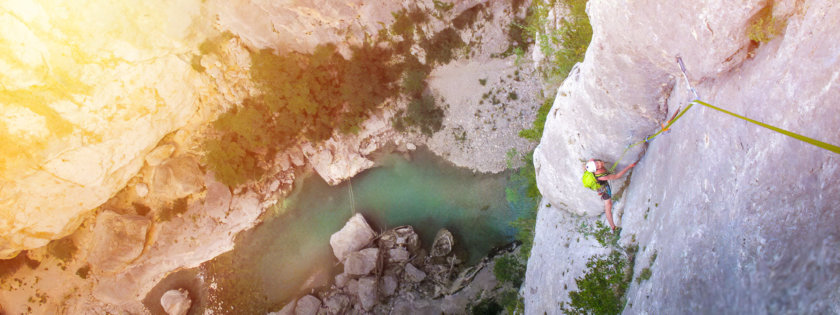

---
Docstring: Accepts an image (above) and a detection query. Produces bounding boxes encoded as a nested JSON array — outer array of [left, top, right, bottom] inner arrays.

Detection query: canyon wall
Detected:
[[0, 0, 211, 259], [526, 0, 840, 313]]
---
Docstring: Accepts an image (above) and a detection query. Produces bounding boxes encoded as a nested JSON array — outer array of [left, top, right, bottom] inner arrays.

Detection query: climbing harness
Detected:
[[609, 56, 840, 171]]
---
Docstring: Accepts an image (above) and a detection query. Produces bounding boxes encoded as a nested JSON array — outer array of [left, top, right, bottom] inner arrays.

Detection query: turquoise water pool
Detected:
[[145, 148, 519, 314]]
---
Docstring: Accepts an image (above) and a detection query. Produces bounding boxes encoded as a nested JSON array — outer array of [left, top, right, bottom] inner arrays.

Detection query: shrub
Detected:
[[499, 289, 525, 314], [636, 267, 652, 283], [520, 0, 592, 82], [549, 0, 593, 79], [519, 96, 553, 142], [563, 251, 631, 315], [402, 68, 428, 96], [470, 298, 503, 315], [422, 27, 465, 66], [391, 10, 416, 38], [506, 152, 540, 257], [747, 7, 784, 43], [578, 220, 621, 248], [494, 254, 526, 287], [405, 94, 444, 136]]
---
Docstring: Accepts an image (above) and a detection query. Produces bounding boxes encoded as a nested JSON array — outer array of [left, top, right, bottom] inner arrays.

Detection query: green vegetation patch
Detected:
[[507, 0, 594, 258], [421, 27, 466, 66], [563, 250, 633, 315], [506, 152, 540, 257], [494, 254, 526, 288], [204, 42, 403, 186], [516, 0, 592, 83], [205, 6, 483, 186], [470, 298, 503, 315], [397, 94, 444, 136], [747, 6, 785, 43], [578, 220, 621, 248], [518, 96, 553, 141], [636, 267, 652, 283]]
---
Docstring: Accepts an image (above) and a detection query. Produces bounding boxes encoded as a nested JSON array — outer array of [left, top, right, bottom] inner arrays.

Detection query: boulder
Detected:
[[289, 147, 306, 167], [134, 183, 149, 198], [334, 273, 350, 288], [203, 174, 232, 220], [87, 210, 151, 273], [151, 156, 203, 201], [160, 289, 191, 315], [276, 152, 292, 171], [387, 247, 410, 263], [345, 279, 359, 296], [378, 226, 420, 252], [357, 276, 378, 311], [301, 141, 374, 186], [344, 248, 379, 276], [294, 295, 321, 315], [329, 214, 375, 262], [322, 293, 350, 315], [145, 144, 176, 167], [404, 263, 426, 283], [430, 229, 454, 257], [380, 274, 398, 297]]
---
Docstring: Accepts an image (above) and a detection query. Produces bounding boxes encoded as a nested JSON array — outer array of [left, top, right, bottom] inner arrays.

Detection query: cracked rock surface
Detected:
[[526, 0, 840, 313]]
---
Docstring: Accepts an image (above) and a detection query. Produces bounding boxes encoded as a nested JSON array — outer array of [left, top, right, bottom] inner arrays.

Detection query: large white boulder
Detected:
[[329, 213, 375, 262], [160, 289, 191, 315]]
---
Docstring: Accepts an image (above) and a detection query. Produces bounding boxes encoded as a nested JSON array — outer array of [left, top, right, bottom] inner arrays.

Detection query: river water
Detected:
[[144, 148, 519, 314]]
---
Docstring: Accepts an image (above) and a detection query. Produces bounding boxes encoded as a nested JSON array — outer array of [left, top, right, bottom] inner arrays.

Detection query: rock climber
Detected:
[[582, 159, 636, 231]]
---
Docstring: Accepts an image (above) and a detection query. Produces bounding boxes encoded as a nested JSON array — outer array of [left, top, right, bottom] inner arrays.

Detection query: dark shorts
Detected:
[[597, 182, 611, 200]]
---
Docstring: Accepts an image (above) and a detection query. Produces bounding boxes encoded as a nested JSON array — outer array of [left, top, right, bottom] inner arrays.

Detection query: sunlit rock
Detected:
[[151, 156, 203, 201], [0, 0, 208, 258], [160, 289, 191, 315], [87, 211, 151, 273], [329, 213, 375, 262]]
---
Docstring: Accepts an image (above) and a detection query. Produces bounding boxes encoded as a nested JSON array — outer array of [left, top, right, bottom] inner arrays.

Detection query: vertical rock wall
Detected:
[[0, 0, 209, 258], [527, 0, 840, 313]]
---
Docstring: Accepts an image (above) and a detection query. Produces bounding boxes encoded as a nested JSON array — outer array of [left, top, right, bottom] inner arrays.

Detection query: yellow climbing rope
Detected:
[[609, 57, 840, 171]]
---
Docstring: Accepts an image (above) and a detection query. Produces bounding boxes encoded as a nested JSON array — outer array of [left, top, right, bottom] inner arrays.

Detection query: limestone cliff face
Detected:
[[526, 0, 840, 313], [0, 0, 501, 259], [0, 0, 210, 258]]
